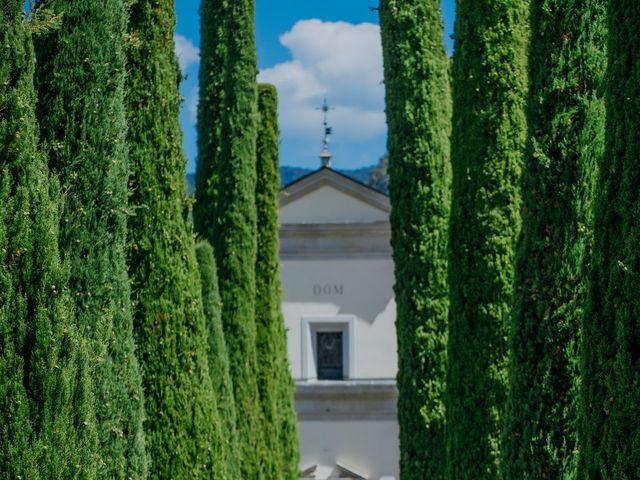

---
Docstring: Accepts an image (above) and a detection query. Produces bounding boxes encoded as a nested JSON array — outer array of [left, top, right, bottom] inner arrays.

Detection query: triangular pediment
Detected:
[[333, 462, 367, 478], [299, 462, 368, 479], [279, 168, 390, 224]]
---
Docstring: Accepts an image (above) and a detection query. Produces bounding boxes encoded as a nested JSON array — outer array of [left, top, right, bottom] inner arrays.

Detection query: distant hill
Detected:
[[279, 166, 314, 186], [279, 165, 377, 187], [186, 165, 384, 196], [337, 166, 376, 185]]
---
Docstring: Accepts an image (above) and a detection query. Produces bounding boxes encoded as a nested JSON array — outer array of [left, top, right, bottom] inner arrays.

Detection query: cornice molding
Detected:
[[295, 380, 398, 421], [280, 222, 392, 259]]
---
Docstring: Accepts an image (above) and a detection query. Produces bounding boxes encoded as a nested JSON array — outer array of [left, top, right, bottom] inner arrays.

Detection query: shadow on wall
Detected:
[[282, 259, 394, 325]]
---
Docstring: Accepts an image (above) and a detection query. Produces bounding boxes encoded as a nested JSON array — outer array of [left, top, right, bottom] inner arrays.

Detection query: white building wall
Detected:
[[281, 256, 400, 479], [280, 185, 389, 224], [298, 420, 399, 480], [281, 258, 397, 380], [279, 169, 399, 479]]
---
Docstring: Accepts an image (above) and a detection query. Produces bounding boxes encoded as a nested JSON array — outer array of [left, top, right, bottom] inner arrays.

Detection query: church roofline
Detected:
[[281, 166, 389, 198], [279, 166, 390, 213]]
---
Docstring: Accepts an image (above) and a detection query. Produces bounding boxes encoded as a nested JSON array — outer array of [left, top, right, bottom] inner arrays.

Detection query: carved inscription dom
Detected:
[[313, 284, 344, 296]]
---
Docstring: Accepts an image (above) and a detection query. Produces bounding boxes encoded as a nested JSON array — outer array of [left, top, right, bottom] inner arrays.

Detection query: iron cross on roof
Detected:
[[316, 99, 335, 168]]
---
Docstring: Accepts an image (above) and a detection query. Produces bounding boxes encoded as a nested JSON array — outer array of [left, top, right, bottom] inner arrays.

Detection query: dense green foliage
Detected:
[[379, 2, 451, 478], [445, 1, 529, 478], [195, 241, 240, 478], [275, 340, 300, 480], [193, 0, 227, 236], [580, 1, 640, 477], [254, 83, 282, 479], [0, 4, 97, 477], [255, 84, 300, 480], [195, 0, 266, 476], [125, 1, 226, 477], [33, 1, 148, 477], [502, 2, 606, 478]]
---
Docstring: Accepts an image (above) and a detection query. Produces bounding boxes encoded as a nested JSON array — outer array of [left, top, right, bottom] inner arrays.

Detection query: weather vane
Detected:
[[316, 98, 335, 168]]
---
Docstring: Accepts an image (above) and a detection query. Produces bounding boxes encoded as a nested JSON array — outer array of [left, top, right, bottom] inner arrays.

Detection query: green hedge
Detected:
[[195, 241, 240, 477], [194, 0, 227, 238], [446, 1, 529, 478], [33, 1, 148, 476], [125, 1, 226, 477], [379, 2, 451, 478], [0, 3, 97, 477], [580, 1, 640, 476], [502, 2, 606, 478], [196, 0, 266, 476], [255, 84, 300, 480]]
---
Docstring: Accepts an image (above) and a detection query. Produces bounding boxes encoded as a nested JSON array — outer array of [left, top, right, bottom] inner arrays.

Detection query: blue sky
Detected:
[[176, 1, 456, 173]]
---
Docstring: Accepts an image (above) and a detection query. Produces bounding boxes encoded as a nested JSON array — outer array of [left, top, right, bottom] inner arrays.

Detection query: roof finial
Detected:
[[317, 98, 334, 168]]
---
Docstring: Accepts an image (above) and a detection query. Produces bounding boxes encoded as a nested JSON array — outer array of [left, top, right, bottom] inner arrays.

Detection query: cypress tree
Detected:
[[0, 4, 97, 477], [193, 0, 227, 236], [502, 2, 606, 478], [445, 1, 529, 478], [33, 1, 148, 477], [255, 84, 300, 480], [580, 1, 640, 476], [195, 241, 240, 478], [124, 1, 226, 477], [379, 2, 451, 479], [195, 0, 266, 476], [275, 344, 300, 480]]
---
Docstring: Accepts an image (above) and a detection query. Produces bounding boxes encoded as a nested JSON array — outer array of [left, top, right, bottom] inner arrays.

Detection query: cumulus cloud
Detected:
[[175, 34, 200, 72], [185, 86, 199, 123], [258, 19, 386, 142]]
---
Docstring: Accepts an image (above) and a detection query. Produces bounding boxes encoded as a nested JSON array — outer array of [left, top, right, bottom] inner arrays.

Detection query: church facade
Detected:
[[279, 167, 399, 480]]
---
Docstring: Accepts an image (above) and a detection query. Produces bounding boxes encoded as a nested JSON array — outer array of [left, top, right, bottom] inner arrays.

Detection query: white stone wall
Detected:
[[281, 258, 397, 380], [279, 170, 399, 479], [280, 185, 389, 224], [298, 420, 399, 479]]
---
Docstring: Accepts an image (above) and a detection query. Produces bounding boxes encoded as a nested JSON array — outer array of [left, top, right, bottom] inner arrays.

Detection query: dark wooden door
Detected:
[[316, 331, 343, 380]]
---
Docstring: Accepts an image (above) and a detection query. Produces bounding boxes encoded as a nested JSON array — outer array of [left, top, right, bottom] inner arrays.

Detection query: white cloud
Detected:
[[186, 86, 199, 123], [175, 34, 200, 72], [258, 19, 386, 142]]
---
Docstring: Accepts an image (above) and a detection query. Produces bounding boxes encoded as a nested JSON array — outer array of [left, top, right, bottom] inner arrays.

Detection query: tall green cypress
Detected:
[[195, 241, 240, 478], [33, 1, 148, 477], [580, 1, 640, 477], [255, 84, 300, 480], [195, 0, 265, 476], [275, 342, 300, 480], [502, 2, 606, 478], [194, 0, 227, 236], [445, 1, 529, 478], [0, 4, 97, 477], [379, 2, 451, 479], [125, 1, 226, 477]]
